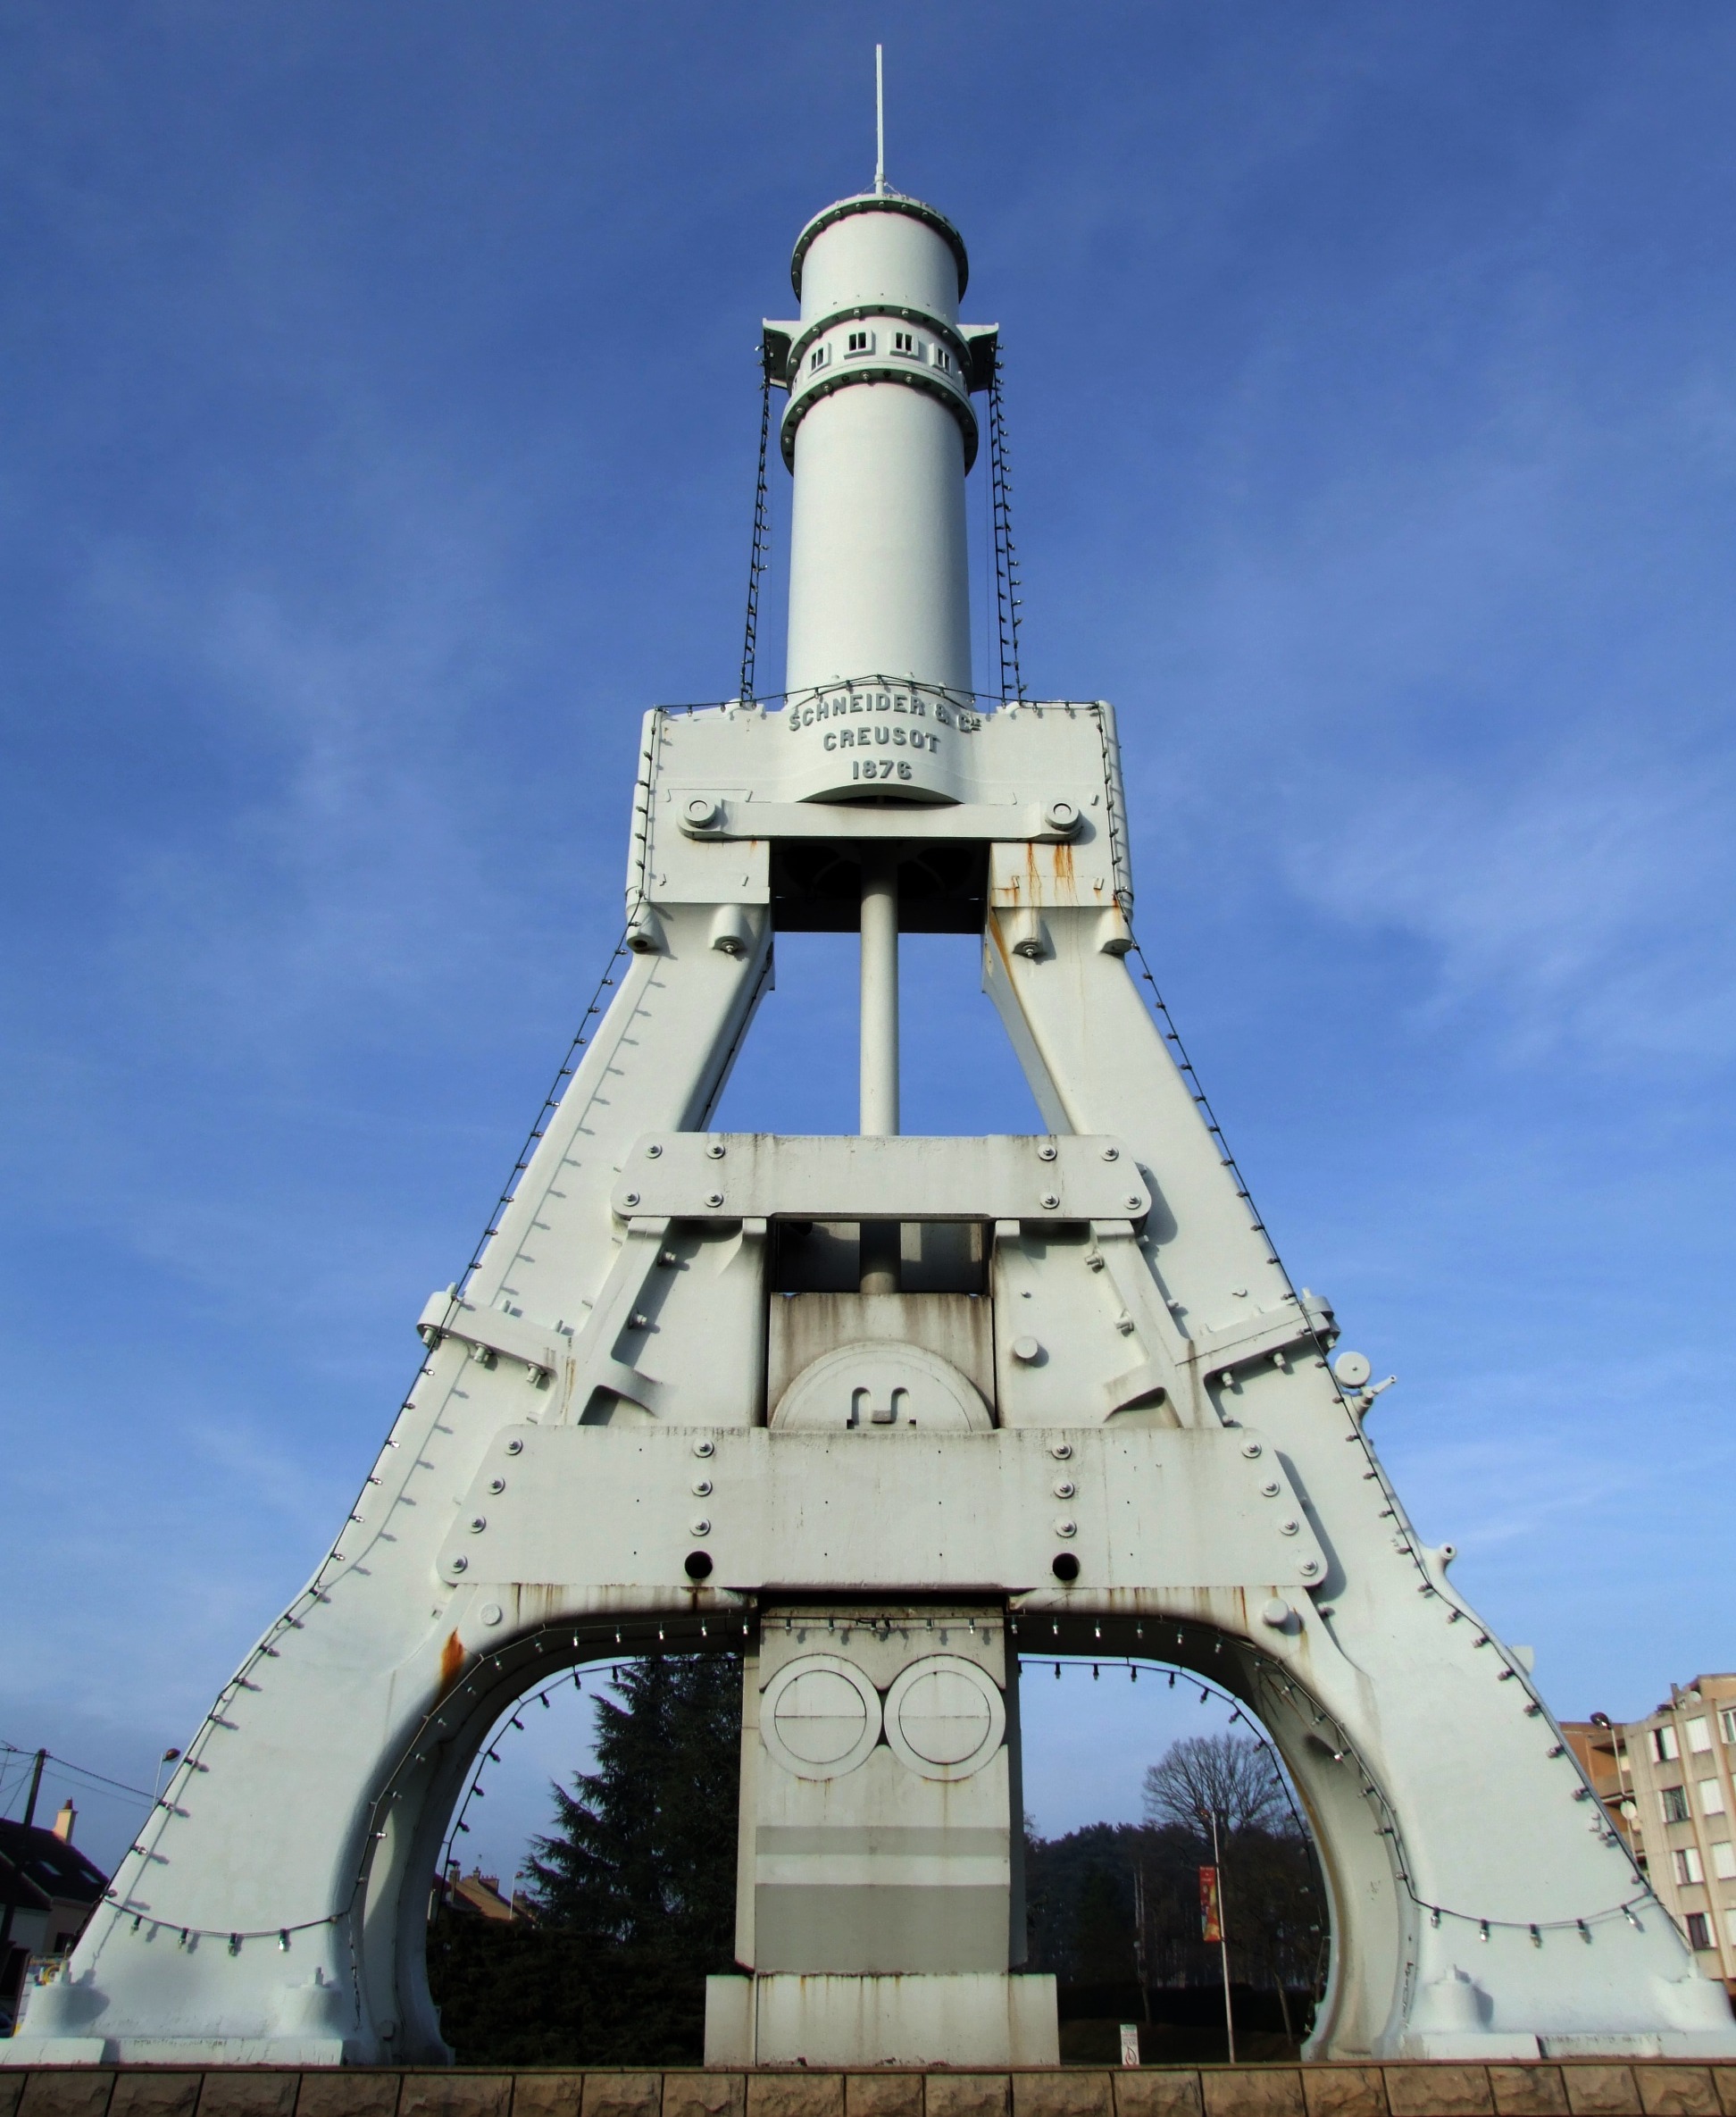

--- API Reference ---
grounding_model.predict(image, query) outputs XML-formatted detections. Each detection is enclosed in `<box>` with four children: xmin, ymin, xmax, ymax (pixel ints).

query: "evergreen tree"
<box><xmin>427</xmin><ymin>1653</ymin><xmax>743</xmax><ymax>2067</ymax></box>
<box><xmin>526</xmin><ymin>1653</ymin><xmax>740</xmax><ymax>1964</ymax></box>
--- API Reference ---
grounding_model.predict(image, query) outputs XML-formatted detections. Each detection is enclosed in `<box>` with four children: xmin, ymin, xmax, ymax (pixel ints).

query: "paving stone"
<box><xmin>925</xmin><ymin>2077</ymin><xmax>1011</xmax><ymax>2117</ymax></box>
<box><xmin>662</xmin><ymin>2079</ymin><xmax>743</xmax><ymax>2117</ymax></box>
<box><xmin>1115</xmin><ymin>2074</ymin><xmax>1206</xmax><ymax>2117</ymax></box>
<box><xmin>111</xmin><ymin>2078</ymin><xmax>202</xmax><ymax>2117</ymax></box>
<box><xmin>20</xmin><ymin>2075</ymin><xmax>118</xmax><ymax>2117</ymax></box>
<box><xmin>198</xmin><ymin>2075</ymin><xmax>300</xmax><ymax>2117</ymax></box>
<box><xmin>1489</xmin><ymin>2072</ymin><xmax>1568</xmax><ymax>2117</ymax></box>
<box><xmin>1634</xmin><ymin>2074</ymin><xmax>1720</xmax><ymax>2117</ymax></box>
<box><xmin>295</xmin><ymin>2073</ymin><xmax>401</xmax><ymax>2117</ymax></box>
<box><xmin>580</xmin><ymin>2080</ymin><xmax>660</xmax><ymax>2117</ymax></box>
<box><xmin>397</xmin><ymin>2079</ymin><xmax>512</xmax><ymax>2117</ymax></box>
<box><xmin>843</xmin><ymin>2079</ymin><xmax>921</xmax><ymax>2117</ymax></box>
<box><xmin>1711</xmin><ymin>2072</ymin><xmax>1736</xmax><ymax>2117</ymax></box>
<box><xmin>508</xmin><ymin>2084</ymin><xmax>582</xmax><ymax>2117</ymax></box>
<box><xmin>746</xmin><ymin>2078</ymin><xmax>845</xmax><ymax>2117</ymax></box>
<box><xmin>1301</xmin><ymin>2070</ymin><xmax>1386</xmax><ymax>2117</ymax></box>
<box><xmin>1561</xmin><ymin>2075</ymin><xmax>1640</xmax><ymax>2117</ymax></box>
<box><xmin>1384</xmin><ymin>2071</ymin><xmax>1493</xmax><ymax>2117</ymax></box>
<box><xmin>0</xmin><ymin>2076</ymin><xmax>24</xmax><ymax>2117</ymax></box>
<box><xmin>1199</xmin><ymin>2072</ymin><xmax>1305</xmax><ymax>2117</ymax></box>
<box><xmin>1014</xmin><ymin>2076</ymin><xmax>1113</xmax><ymax>2117</ymax></box>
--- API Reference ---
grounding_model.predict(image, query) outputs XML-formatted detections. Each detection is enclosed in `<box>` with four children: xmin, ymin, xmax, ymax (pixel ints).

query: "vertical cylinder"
<box><xmin>859</xmin><ymin>847</ymin><xmax>900</xmax><ymax>1294</ymax></box>
<box><xmin>782</xmin><ymin>199</ymin><xmax>975</xmax><ymax>699</ymax></box>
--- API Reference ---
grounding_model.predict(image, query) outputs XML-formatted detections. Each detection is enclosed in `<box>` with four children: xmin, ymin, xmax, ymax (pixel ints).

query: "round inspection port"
<box><xmin>1051</xmin><ymin>1552</ymin><xmax>1081</xmax><ymax>1583</ymax></box>
<box><xmin>684</xmin><ymin>1550</ymin><xmax>714</xmax><ymax>1581</ymax></box>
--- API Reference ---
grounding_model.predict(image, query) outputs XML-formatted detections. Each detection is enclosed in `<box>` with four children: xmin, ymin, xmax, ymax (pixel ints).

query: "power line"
<box><xmin>1</xmin><ymin>1741</ymin><xmax>153</xmax><ymax>1807</ymax></box>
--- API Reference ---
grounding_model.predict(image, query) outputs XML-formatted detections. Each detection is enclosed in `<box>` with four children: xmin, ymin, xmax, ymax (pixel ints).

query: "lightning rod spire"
<box><xmin>874</xmin><ymin>45</ymin><xmax>887</xmax><ymax>194</ymax></box>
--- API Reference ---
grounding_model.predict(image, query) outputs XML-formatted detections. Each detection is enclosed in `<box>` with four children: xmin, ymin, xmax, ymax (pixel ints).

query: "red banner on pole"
<box><xmin>1198</xmin><ymin>1864</ymin><xmax>1223</xmax><ymax>1944</ymax></box>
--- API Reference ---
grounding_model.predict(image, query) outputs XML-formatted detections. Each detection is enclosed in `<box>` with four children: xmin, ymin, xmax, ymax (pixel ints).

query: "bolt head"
<box><xmin>645</xmin><ymin>1142</ymin><xmax>663</xmax><ymax>1159</ymax></box>
<box><xmin>1040</xmin><ymin>1192</ymin><xmax>1060</xmax><ymax>1210</ymax></box>
<box><xmin>705</xmin><ymin>1190</ymin><xmax>724</xmax><ymax>1208</ymax></box>
<box><xmin>1037</xmin><ymin>1142</ymin><xmax>1057</xmax><ymax>1160</ymax></box>
<box><xmin>1054</xmin><ymin>1516</ymin><xmax>1077</xmax><ymax>1538</ymax></box>
<box><xmin>1012</xmin><ymin>1335</ymin><xmax>1042</xmax><ymax>1363</ymax></box>
<box><xmin>684</xmin><ymin>795</ymin><xmax>720</xmax><ymax>828</ymax></box>
<box><xmin>622</xmin><ymin>1190</ymin><xmax>640</xmax><ymax>1208</ymax></box>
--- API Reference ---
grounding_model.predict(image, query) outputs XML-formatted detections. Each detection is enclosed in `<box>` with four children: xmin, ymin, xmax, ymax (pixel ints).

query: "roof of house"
<box><xmin>0</xmin><ymin>1820</ymin><xmax>110</xmax><ymax>1913</ymax></box>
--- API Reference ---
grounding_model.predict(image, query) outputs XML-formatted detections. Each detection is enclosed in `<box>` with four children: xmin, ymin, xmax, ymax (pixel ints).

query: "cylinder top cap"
<box><xmin>791</xmin><ymin>192</ymin><xmax>969</xmax><ymax>301</ymax></box>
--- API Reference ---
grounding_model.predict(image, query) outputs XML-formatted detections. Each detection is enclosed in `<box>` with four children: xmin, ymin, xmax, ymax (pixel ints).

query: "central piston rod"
<box><xmin>859</xmin><ymin>847</ymin><xmax>900</xmax><ymax>1293</ymax></box>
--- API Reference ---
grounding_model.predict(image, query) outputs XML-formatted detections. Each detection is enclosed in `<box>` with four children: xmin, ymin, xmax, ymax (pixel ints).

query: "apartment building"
<box><xmin>1564</xmin><ymin>1672</ymin><xmax>1736</xmax><ymax>1997</ymax></box>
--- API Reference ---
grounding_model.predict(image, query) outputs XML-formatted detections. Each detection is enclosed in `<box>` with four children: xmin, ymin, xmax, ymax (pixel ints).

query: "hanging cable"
<box><xmin>988</xmin><ymin>346</ymin><xmax>1027</xmax><ymax>702</ymax></box>
<box><xmin>739</xmin><ymin>367</ymin><xmax>773</xmax><ymax>702</ymax></box>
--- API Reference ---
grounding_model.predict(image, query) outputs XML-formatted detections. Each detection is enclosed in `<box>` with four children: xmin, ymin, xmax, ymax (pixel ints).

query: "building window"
<box><xmin>846</xmin><ymin>330</ymin><xmax>872</xmax><ymax>356</ymax></box>
<box><xmin>1686</xmin><ymin>1911</ymin><xmax>1711</xmax><ymax>1950</ymax></box>
<box><xmin>1700</xmin><ymin>1778</ymin><xmax>1726</xmax><ymax>1818</ymax></box>
<box><xmin>1712</xmin><ymin>1840</ymin><xmax>1736</xmax><ymax>1880</ymax></box>
<box><xmin>1674</xmin><ymin>1845</ymin><xmax>1704</xmax><ymax>1886</ymax></box>
<box><xmin>1726</xmin><ymin>1908</ymin><xmax>1736</xmax><ymax>1947</ymax></box>
<box><xmin>808</xmin><ymin>346</ymin><xmax>830</xmax><ymax>374</ymax></box>
<box><xmin>1688</xmin><ymin>1716</ymin><xmax>1713</xmax><ymax>1754</ymax></box>
<box><xmin>1719</xmin><ymin>1708</ymin><xmax>1736</xmax><ymax>1746</ymax></box>
<box><xmin>891</xmin><ymin>330</ymin><xmax>916</xmax><ymax>356</ymax></box>
<box><xmin>1661</xmin><ymin>1786</ymin><xmax>1690</xmax><ymax>1823</ymax></box>
<box><xmin>933</xmin><ymin>347</ymin><xmax>952</xmax><ymax>372</ymax></box>
<box><xmin>1654</xmin><ymin>1725</ymin><xmax>1680</xmax><ymax>1762</ymax></box>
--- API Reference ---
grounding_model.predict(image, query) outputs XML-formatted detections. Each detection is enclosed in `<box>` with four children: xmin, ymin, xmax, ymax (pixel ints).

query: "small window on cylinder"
<box><xmin>809</xmin><ymin>345</ymin><xmax>829</xmax><ymax>373</ymax></box>
<box><xmin>847</xmin><ymin>330</ymin><xmax>872</xmax><ymax>356</ymax></box>
<box><xmin>892</xmin><ymin>330</ymin><xmax>915</xmax><ymax>356</ymax></box>
<box><xmin>933</xmin><ymin>348</ymin><xmax>952</xmax><ymax>372</ymax></box>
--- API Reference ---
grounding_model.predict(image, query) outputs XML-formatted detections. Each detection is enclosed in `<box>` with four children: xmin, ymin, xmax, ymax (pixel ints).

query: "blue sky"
<box><xmin>4</xmin><ymin>3</ymin><xmax>1734</xmax><ymax>1883</ymax></box>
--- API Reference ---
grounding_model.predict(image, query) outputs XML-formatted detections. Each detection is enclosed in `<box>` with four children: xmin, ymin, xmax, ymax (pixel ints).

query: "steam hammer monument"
<box><xmin>9</xmin><ymin>153</ymin><xmax>1734</xmax><ymax>2071</ymax></box>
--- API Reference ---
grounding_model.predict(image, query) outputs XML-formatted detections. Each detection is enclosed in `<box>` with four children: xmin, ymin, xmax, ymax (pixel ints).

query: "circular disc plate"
<box><xmin>760</xmin><ymin>1653</ymin><xmax>883</xmax><ymax>1780</ymax></box>
<box><xmin>882</xmin><ymin>1654</ymin><xmax>1006</xmax><ymax>1781</ymax></box>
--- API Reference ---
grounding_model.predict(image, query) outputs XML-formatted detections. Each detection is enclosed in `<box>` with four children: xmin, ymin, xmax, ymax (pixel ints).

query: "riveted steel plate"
<box><xmin>612</xmin><ymin>1133</ymin><xmax>1149</xmax><ymax>1222</ymax></box>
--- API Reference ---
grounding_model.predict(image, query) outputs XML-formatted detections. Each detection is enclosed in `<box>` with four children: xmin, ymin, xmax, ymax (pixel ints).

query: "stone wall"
<box><xmin>4</xmin><ymin>2065</ymin><xmax>1736</xmax><ymax>2117</ymax></box>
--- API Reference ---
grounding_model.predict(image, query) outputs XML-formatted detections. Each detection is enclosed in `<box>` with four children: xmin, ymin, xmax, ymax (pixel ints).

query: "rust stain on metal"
<box><xmin>437</xmin><ymin>1630</ymin><xmax>467</xmax><ymax>1700</ymax></box>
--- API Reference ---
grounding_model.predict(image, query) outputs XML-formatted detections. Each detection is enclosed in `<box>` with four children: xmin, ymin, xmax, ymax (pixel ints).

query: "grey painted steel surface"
<box><xmin>8</xmin><ymin>172</ymin><xmax>1734</xmax><ymax>2073</ymax></box>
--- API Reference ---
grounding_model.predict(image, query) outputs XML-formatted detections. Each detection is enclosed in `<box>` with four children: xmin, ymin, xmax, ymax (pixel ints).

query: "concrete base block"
<box><xmin>703</xmin><ymin>1971</ymin><xmax>1059</xmax><ymax>2067</ymax></box>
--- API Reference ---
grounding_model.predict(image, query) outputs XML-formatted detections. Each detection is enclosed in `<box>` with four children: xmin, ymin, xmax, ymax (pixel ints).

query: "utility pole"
<box><xmin>0</xmin><ymin>1747</ymin><xmax>49</xmax><ymax>1986</ymax></box>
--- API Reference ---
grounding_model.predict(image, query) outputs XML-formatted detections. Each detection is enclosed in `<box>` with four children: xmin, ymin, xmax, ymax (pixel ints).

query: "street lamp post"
<box><xmin>1199</xmin><ymin>1803</ymin><xmax>1235</xmax><ymax>2064</ymax></box>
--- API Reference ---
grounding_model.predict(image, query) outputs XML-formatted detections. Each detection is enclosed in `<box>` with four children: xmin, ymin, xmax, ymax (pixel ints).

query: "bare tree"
<box><xmin>1142</xmin><ymin>1733</ymin><xmax>1291</xmax><ymax>1838</ymax></box>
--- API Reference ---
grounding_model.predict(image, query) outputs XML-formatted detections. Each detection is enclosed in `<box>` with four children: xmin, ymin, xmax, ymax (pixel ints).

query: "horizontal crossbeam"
<box><xmin>612</xmin><ymin>1133</ymin><xmax>1149</xmax><ymax>1223</ymax></box>
<box><xmin>676</xmin><ymin>797</ymin><xmax>1086</xmax><ymax>842</ymax></box>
